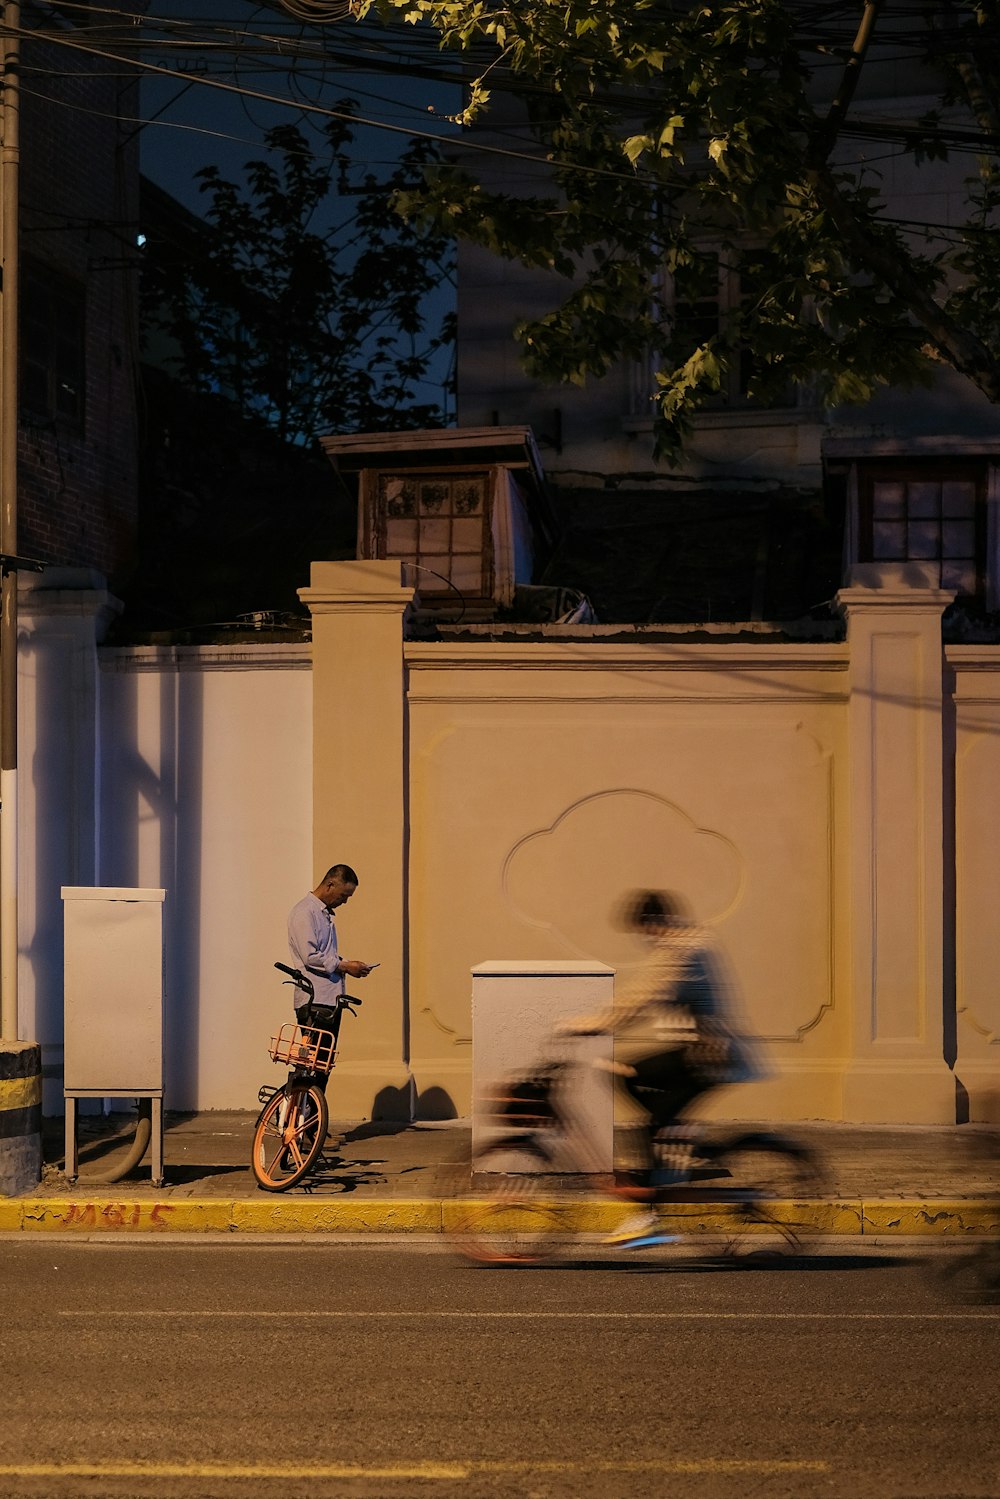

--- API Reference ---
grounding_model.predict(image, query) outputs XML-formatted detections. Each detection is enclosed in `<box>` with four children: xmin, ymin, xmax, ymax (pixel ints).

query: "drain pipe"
<box><xmin>84</xmin><ymin>1099</ymin><xmax>152</xmax><ymax>1184</ymax></box>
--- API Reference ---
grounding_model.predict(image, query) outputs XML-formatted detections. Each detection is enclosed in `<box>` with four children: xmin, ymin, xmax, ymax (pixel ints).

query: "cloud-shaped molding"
<box><xmin>502</xmin><ymin>789</ymin><xmax>744</xmax><ymax>967</ymax></box>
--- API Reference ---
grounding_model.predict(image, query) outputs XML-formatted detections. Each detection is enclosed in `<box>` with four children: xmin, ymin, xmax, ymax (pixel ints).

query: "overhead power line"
<box><xmin>269</xmin><ymin>0</ymin><xmax>354</xmax><ymax>17</ymax></box>
<box><xmin>4</xmin><ymin>19</ymin><xmax>659</xmax><ymax>182</ymax></box>
<box><xmin>10</xmin><ymin>4</ymin><xmax>1000</xmax><ymax>205</ymax></box>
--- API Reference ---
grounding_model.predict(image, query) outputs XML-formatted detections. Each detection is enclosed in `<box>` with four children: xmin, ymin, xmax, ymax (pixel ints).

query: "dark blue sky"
<box><xmin>138</xmin><ymin>3</ymin><xmax>460</xmax><ymax>213</ymax></box>
<box><xmin>135</xmin><ymin>2</ymin><xmax>461</xmax><ymax>417</ymax></box>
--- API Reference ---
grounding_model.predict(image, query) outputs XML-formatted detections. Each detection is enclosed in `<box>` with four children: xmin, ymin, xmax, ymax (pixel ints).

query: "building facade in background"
<box><xmin>18</xmin><ymin>3</ymin><xmax>142</xmax><ymax>590</ymax></box>
<box><xmin>451</xmin><ymin>50</ymin><xmax>1000</xmax><ymax>630</ymax></box>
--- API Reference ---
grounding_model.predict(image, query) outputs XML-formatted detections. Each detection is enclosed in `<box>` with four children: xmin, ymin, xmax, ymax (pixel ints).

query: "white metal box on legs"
<box><xmin>61</xmin><ymin>887</ymin><xmax>166</xmax><ymax>1184</ymax></box>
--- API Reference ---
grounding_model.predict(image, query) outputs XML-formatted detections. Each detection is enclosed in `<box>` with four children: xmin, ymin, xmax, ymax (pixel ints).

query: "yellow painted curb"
<box><xmin>230</xmin><ymin>1198</ymin><xmax>442</xmax><ymax>1234</ymax></box>
<box><xmin>18</xmin><ymin>1199</ymin><xmax>232</xmax><ymax>1233</ymax></box>
<box><xmin>661</xmin><ymin>1201</ymin><xmax>864</xmax><ymax>1235</ymax></box>
<box><xmin>4</xmin><ymin>1196</ymin><xmax>998</xmax><ymax>1235</ymax></box>
<box><xmin>0</xmin><ymin>1199</ymin><xmax>22</xmax><ymax>1229</ymax></box>
<box><xmin>861</xmin><ymin>1200</ymin><xmax>1000</xmax><ymax>1236</ymax></box>
<box><xmin>442</xmin><ymin>1198</ymin><xmax>867</xmax><ymax>1237</ymax></box>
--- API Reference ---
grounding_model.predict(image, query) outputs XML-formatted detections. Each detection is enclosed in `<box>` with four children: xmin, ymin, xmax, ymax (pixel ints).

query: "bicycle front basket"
<box><xmin>268</xmin><ymin>1022</ymin><xmax>337</xmax><ymax>1074</ymax></box>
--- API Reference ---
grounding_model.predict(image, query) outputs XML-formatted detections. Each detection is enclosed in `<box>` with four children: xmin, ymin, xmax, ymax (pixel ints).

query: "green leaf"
<box><xmin>624</xmin><ymin>134</ymin><xmax>651</xmax><ymax>165</ymax></box>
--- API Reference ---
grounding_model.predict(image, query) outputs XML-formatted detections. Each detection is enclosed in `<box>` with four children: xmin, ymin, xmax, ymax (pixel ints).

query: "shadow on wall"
<box><xmin>372</xmin><ymin>1083</ymin><xmax>457</xmax><ymax>1122</ymax></box>
<box><xmin>97</xmin><ymin>659</ymin><xmax>204</xmax><ymax>1110</ymax></box>
<box><xmin>25</xmin><ymin>628</ymin><xmax>82</xmax><ymax>1102</ymax></box>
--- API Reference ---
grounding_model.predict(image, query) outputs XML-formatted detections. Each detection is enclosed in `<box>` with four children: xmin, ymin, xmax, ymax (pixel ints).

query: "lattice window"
<box><xmin>377</xmin><ymin>470</ymin><xmax>490</xmax><ymax>597</ymax></box>
<box><xmin>858</xmin><ymin>462</ymin><xmax>985</xmax><ymax>598</ymax></box>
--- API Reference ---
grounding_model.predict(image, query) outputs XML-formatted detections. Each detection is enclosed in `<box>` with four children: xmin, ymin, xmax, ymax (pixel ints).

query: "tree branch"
<box><xmin>809</xmin><ymin>0</ymin><xmax>883</xmax><ymax>168</ymax></box>
<box><xmin>813</xmin><ymin>167</ymin><xmax>1000</xmax><ymax>400</ymax></box>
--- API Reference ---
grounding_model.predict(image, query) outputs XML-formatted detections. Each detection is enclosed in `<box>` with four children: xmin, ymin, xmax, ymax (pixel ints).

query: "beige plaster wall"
<box><xmin>96</xmin><ymin>645</ymin><xmax>313</xmax><ymax>1111</ymax></box>
<box><xmin>32</xmin><ymin>568</ymin><xmax>1000</xmax><ymax>1121</ymax></box>
<box><xmin>301</xmin><ymin>562</ymin><xmax>1000</xmax><ymax>1124</ymax></box>
<box><xmin>951</xmin><ymin>648</ymin><xmax>1000</xmax><ymax>1122</ymax></box>
<box><xmin>405</xmin><ymin>642</ymin><xmax>852</xmax><ymax>1120</ymax></box>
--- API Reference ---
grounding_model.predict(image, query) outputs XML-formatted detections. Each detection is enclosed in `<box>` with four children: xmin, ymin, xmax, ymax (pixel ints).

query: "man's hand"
<box><xmin>554</xmin><ymin>1017</ymin><xmax>602</xmax><ymax>1037</ymax></box>
<box><xmin>341</xmin><ymin>959</ymin><xmax>375</xmax><ymax>979</ymax></box>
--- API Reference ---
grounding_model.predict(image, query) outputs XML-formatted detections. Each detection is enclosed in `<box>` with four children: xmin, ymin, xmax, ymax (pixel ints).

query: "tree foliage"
<box><xmin>352</xmin><ymin>0</ymin><xmax>1000</xmax><ymax>456</ymax></box>
<box><xmin>141</xmin><ymin>112</ymin><xmax>455</xmax><ymax>444</ymax></box>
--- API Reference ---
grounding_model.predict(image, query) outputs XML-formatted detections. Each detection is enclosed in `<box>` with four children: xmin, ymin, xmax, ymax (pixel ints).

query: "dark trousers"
<box><xmin>624</xmin><ymin>1047</ymin><xmax>708</xmax><ymax>1126</ymax></box>
<box><xmin>292</xmin><ymin>1004</ymin><xmax>343</xmax><ymax>1095</ymax></box>
<box><xmin>621</xmin><ymin>1049</ymin><xmax>711</xmax><ymax>1184</ymax></box>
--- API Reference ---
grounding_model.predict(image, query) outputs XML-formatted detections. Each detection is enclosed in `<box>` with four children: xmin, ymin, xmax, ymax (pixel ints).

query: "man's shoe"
<box><xmin>603</xmin><ymin>1210</ymin><xmax>677</xmax><ymax>1249</ymax></box>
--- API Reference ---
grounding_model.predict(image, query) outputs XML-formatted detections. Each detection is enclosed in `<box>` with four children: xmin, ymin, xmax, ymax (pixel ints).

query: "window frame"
<box><xmin>629</xmin><ymin>242</ymin><xmax>809</xmax><ymax>422</ymax></box>
<box><xmin>360</xmin><ymin>464</ymin><xmax>496</xmax><ymax>604</ymax></box>
<box><xmin>659</xmin><ymin>245</ymin><xmax>802</xmax><ymax>414</ymax></box>
<box><xmin>20</xmin><ymin>258</ymin><xmax>87</xmax><ymax>430</ymax></box>
<box><xmin>856</xmin><ymin>459</ymin><xmax>987</xmax><ymax>601</ymax></box>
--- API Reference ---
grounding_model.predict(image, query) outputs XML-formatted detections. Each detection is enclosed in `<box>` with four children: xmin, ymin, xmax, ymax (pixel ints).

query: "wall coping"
<box><xmin>945</xmin><ymin>646</ymin><xmax>1000</xmax><ymax>665</ymax></box>
<box><xmin>405</xmin><ymin>640</ymin><xmax>849</xmax><ymax>671</ymax></box>
<box><xmin>98</xmin><ymin>643</ymin><xmax>311</xmax><ymax>673</ymax></box>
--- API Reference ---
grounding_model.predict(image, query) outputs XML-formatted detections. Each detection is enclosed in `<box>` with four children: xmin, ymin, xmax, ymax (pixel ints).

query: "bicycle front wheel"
<box><xmin>447</xmin><ymin>1141</ymin><xmax>569</xmax><ymax>1265</ymax></box>
<box><xmin>251</xmin><ymin>1081</ymin><xmax>329</xmax><ymax>1191</ymax></box>
<box><xmin>710</xmin><ymin>1132</ymin><xmax>828</xmax><ymax>1257</ymax></box>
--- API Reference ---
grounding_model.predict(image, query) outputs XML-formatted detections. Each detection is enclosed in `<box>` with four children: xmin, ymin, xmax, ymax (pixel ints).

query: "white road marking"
<box><xmin>58</xmin><ymin>1309</ymin><xmax>997</xmax><ymax>1320</ymax></box>
<box><xmin>0</xmin><ymin>1458</ymin><xmax>831</xmax><ymax>1479</ymax></box>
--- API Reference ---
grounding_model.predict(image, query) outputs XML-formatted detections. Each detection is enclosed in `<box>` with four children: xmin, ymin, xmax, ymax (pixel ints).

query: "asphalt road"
<box><xmin>0</xmin><ymin>1238</ymin><xmax>997</xmax><ymax>1499</ymax></box>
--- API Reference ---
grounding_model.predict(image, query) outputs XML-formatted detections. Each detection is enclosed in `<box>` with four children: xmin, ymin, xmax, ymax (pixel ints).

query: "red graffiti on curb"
<box><xmin>63</xmin><ymin>1202</ymin><xmax>175</xmax><ymax>1228</ymax></box>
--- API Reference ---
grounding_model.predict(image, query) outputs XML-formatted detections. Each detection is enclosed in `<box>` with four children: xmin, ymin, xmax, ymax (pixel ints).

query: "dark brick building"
<box><xmin>16</xmin><ymin>3</ymin><xmax>141</xmax><ymax>589</ymax></box>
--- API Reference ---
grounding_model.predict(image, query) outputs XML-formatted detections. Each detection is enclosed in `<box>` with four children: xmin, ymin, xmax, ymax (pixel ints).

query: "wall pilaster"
<box><xmin>299</xmin><ymin>561</ymin><xmax>414</xmax><ymax>1119</ymax></box>
<box><xmin>17</xmin><ymin>569</ymin><xmax>122</xmax><ymax>1106</ymax></box>
<box><xmin>836</xmin><ymin>562</ymin><xmax>957</xmax><ymax>1121</ymax></box>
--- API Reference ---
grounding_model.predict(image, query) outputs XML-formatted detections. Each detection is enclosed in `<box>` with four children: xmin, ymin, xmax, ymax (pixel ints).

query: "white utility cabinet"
<box><xmin>471</xmin><ymin>960</ymin><xmax>615</xmax><ymax>1171</ymax></box>
<box><xmin>61</xmin><ymin>886</ymin><xmax>166</xmax><ymax>1183</ymax></box>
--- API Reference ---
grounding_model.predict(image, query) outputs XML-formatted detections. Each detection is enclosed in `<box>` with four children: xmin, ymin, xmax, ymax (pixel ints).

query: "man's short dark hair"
<box><xmin>322</xmin><ymin>863</ymin><xmax>358</xmax><ymax>886</ymax></box>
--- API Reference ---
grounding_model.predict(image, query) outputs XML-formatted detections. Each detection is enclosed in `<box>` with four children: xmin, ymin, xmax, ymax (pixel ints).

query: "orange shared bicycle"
<box><xmin>250</xmin><ymin>962</ymin><xmax>362</xmax><ymax>1192</ymax></box>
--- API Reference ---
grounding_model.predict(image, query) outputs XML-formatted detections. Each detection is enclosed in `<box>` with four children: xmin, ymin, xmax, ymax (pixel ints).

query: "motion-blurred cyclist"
<box><xmin>562</xmin><ymin>889</ymin><xmax>755</xmax><ymax>1248</ymax></box>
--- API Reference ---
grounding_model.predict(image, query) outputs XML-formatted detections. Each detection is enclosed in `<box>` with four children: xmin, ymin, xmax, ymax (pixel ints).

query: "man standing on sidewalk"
<box><xmin>287</xmin><ymin>864</ymin><xmax>375</xmax><ymax>1024</ymax></box>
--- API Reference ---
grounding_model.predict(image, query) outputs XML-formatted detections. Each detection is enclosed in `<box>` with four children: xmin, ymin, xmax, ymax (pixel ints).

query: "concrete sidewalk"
<box><xmin>0</xmin><ymin>1111</ymin><xmax>997</xmax><ymax>1236</ymax></box>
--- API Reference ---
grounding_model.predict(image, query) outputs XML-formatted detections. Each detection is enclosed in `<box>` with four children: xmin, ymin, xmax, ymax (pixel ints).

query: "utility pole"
<box><xmin>0</xmin><ymin>1</ymin><xmax>20</xmax><ymax>1042</ymax></box>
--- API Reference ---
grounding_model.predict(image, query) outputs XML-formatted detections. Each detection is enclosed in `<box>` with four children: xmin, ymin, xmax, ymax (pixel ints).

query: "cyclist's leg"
<box><xmin>622</xmin><ymin>1049</ymin><xmax>710</xmax><ymax>1188</ymax></box>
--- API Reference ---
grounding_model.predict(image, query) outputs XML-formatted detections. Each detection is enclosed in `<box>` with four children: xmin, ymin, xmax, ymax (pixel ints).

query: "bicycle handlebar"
<box><xmin>274</xmin><ymin>961</ymin><xmax>363</xmax><ymax>1010</ymax></box>
<box><xmin>274</xmin><ymin>961</ymin><xmax>314</xmax><ymax>999</ymax></box>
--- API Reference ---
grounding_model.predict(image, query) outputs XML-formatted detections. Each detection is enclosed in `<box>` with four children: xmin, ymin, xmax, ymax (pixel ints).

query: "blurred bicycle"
<box><xmin>448</xmin><ymin>1046</ymin><xmax>827</xmax><ymax>1264</ymax></box>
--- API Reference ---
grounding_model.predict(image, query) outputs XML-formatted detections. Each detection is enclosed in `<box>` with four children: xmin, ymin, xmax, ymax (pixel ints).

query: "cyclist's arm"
<box><xmin>561</xmin><ymin>944</ymin><xmax>687</xmax><ymax>1036</ymax></box>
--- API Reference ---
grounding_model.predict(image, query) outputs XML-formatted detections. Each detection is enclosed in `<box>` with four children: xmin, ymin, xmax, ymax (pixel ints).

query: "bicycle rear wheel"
<box><xmin>448</xmin><ymin>1141</ymin><xmax>569</xmax><ymax>1265</ymax></box>
<box><xmin>251</xmin><ymin>1080</ymin><xmax>329</xmax><ymax>1191</ymax></box>
<box><xmin>709</xmin><ymin>1132</ymin><xmax>827</xmax><ymax>1257</ymax></box>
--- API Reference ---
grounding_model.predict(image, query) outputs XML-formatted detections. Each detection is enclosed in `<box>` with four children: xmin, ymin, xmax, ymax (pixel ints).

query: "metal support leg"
<box><xmin>151</xmin><ymin>1095</ymin><xmax>164</xmax><ymax>1187</ymax></box>
<box><xmin>64</xmin><ymin>1095</ymin><xmax>77</xmax><ymax>1183</ymax></box>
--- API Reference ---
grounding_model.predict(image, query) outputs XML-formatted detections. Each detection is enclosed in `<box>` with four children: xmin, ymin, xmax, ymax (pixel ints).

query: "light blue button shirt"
<box><xmin>287</xmin><ymin>891</ymin><xmax>345</xmax><ymax>1008</ymax></box>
